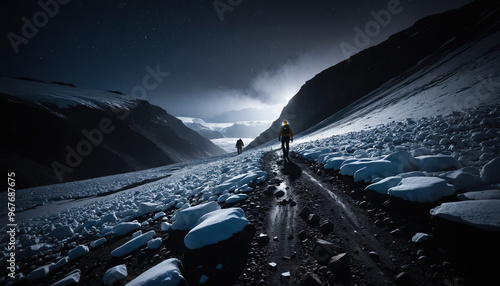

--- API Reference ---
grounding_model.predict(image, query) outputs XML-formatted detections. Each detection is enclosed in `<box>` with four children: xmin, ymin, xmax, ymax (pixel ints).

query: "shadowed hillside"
<box><xmin>248</xmin><ymin>0</ymin><xmax>499</xmax><ymax>148</ymax></box>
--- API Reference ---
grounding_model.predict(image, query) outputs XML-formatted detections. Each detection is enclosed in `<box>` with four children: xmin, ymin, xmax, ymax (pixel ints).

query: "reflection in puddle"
<box><xmin>268</xmin><ymin>180</ymin><xmax>289</xmax><ymax>231</ymax></box>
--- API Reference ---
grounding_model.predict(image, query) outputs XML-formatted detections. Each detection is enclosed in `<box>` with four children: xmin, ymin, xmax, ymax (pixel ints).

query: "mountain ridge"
<box><xmin>0</xmin><ymin>77</ymin><xmax>226</xmax><ymax>189</ymax></box>
<box><xmin>247</xmin><ymin>0</ymin><xmax>499</xmax><ymax>149</ymax></box>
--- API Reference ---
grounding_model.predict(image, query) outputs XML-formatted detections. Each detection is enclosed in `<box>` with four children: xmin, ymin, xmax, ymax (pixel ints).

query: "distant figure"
<box><xmin>236</xmin><ymin>138</ymin><xmax>244</xmax><ymax>154</ymax></box>
<box><xmin>278</xmin><ymin>120</ymin><xmax>294</xmax><ymax>161</ymax></box>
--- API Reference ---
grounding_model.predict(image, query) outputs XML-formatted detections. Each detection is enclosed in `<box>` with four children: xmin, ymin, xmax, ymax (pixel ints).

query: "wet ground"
<box><xmin>240</xmin><ymin>151</ymin><xmax>500</xmax><ymax>286</ymax></box>
<box><xmin>237</xmin><ymin>151</ymin><xmax>427</xmax><ymax>285</ymax></box>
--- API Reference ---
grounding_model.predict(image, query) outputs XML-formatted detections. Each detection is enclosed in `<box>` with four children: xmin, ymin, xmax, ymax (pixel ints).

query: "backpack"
<box><xmin>281</xmin><ymin>125</ymin><xmax>290</xmax><ymax>136</ymax></box>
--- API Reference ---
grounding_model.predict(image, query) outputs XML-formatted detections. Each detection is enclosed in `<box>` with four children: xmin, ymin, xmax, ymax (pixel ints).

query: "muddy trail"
<box><xmin>14</xmin><ymin>151</ymin><xmax>498</xmax><ymax>286</ymax></box>
<box><xmin>237</xmin><ymin>151</ymin><xmax>498</xmax><ymax>286</ymax></box>
<box><xmin>236</xmin><ymin>151</ymin><xmax>433</xmax><ymax>285</ymax></box>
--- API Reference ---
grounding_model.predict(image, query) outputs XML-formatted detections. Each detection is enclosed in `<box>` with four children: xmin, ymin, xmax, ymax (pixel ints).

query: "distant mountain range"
<box><xmin>0</xmin><ymin>77</ymin><xmax>226</xmax><ymax>188</ymax></box>
<box><xmin>247</xmin><ymin>0</ymin><xmax>500</xmax><ymax>149</ymax></box>
<box><xmin>179</xmin><ymin>117</ymin><xmax>271</xmax><ymax>139</ymax></box>
<box><xmin>203</xmin><ymin>107</ymin><xmax>280</xmax><ymax>123</ymax></box>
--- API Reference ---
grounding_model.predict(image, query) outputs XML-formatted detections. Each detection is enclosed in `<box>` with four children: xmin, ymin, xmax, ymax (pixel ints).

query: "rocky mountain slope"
<box><xmin>0</xmin><ymin>77</ymin><xmax>226</xmax><ymax>188</ymax></box>
<box><xmin>248</xmin><ymin>0</ymin><xmax>500</xmax><ymax>148</ymax></box>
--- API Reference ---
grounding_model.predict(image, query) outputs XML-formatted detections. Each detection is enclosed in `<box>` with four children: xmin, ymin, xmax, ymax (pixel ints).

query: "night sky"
<box><xmin>0</xmin><ymin>0</ymin><xmax>471</xmax><ymax>118</ymax></box>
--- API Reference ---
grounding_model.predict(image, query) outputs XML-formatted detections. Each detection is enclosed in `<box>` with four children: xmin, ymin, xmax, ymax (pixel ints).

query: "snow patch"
<box><xmin>68</xmin><ymin>245</ymin><xmax>89</xmax><ymax>261</ymax></box>
<box><xmin>113</xmin><ymin>221</ymin><xmax>141</xmax><ymax>236</ymax></box>
<box><xmin>171</xmin><ymin>201</ymin><xmax>221</xmax><ymax>231</ymax></box>
<box><xmin>103</xmin><ymin>264</ymin><xmax>128</xmax><ymax>285</ymax></box>
<box><xmin>51</xmin><ymin>270</ymin><xmax>81</xmax><ymax>286</ymax></box>
<box><xmin>481</xmin><ymin>157</ymin><xmax>500</xmax><ymax>184</ymax></box>
<box><xmin>388</xmin><ymin>177</ymin><xmax>455</xmax><ymax>203</ymax></box>
<box><xmin>430</xmin><ymin>200</ymin><xmax>500</xmax><ymax>231</ymax></box>
<box><xmin>125</xmin><ymin>258</ymin><xmax>185</xmax><ymax>286</ymax></box>
<box><xmin>111</xmin><ymin>230</ymin><xmax>155</xmax><ymax>257</ymax></box>
<box><xmin>457</xmin><ymin>190</ymin><xmax>500</xmax><ymax>200</ymax></box>
<box><xmin>184</xmin><ymin>208</ymin><xmax>249</xmax><ymax>250</ymax></box>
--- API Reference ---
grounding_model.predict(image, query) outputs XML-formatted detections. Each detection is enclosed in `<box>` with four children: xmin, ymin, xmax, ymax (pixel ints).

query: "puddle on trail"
<box><xmin>268</xmin><ymin>179</ymin><xmax>290</xmax><ymax>231</ymax></box>
<box><xmin>267</xmin><ymin>157</ymin><xmax>299</xmax><ymax>246</ymax></box>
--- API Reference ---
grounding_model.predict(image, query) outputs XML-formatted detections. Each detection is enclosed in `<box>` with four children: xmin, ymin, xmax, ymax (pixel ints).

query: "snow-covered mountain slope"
<box><xmin>292</xmin><ymin>105</ymin><xmax>499</xmax><ymax>205</ymax></box>
<box><xmin>248</xmin><ymin>0</ymin><xmax>500</xmax><ymax>232</ymax></box>
<box><xmin>248</xmin><ymin>0</ymin><xmax>500</xmax><ymax>149</ymax></box>
<box><xmin>298</xmin><ymin>17</ymin><xmax>500</xmax><ymax>139</ymax></box>
<box><xmin>257</xmin><ymin>0</ymin><xmax>500</xmax><ymax>220</ymax></box>
<box><xmin>0</xmin><ymin>77</ymin><xmax>226</xmax><ymax>188</ymax></box>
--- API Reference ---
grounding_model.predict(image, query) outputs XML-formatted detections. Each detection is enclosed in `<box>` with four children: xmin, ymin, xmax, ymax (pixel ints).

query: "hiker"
<box><xmin>236</xmin><ymin>138</ymin><xmax>244</xmax><ymax>154</ymax></box>
<box><xmin>278</xmin><ymin>120</ymin><xmax>294</xmax><ymax>160</ymax></box>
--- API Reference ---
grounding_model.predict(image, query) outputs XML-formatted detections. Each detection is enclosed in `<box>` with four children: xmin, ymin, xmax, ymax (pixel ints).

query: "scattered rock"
<box><xmin>50</xmin><ymin>225</ymin><xmax>74</xmax><ymax>240</ymax></box>
<box><xmin>264</xmin><ymin>186</ymin><xmax>276</xmax><ymax>195</ymax></box>
<box><xmin>411</xmin><ymin>232</ymin><xmax>432</xmax><ymax>243</ymax></box>
<box><xmin>274</xmin><ymin>190</ymin><xmax>286</xmax><ymax>198</ymax></box>
<box><xmin>51</xmin><ymin>270</ymin><xmax>81</xmax><ymax>286</ymax></box>
<box><xmin>278</xmin><ymin>198</ymin><xmax>296</xmax><ymax>206</ymax></box>
<box><xmin>257</xmin><ymin>233</ymin><xmax>270</xmax><ymax>246</ymax></box>
<box><xmin>301</xmin><ymin>272</ymin><xmax>323</xmax><ymax>286</ymax></box>
<box><xmin>268</xmin><ymin>262</ymin><xmax>278</xmax><ymax>272</ymax></box>
<box><xmin>27</xmin><ymin>264</ymin><xmax>53</xmax><ymax>282</ymax></box>
<box><xmin>369</xmin><ymin>251</ymin><xmax>380</xmax><ymax>262</ymax></box>
<box><xmin>471</xmin><ymin>131</ymin><xmax>489</xmax><ymax>141</ymax></box>
<box><xmin>161</xmin><ymin>222</ymin><xmax>172</xmax><ymax>232</ymax></box>
<box><xmin>319</xmin><ymin>220</ymin><xmax>334</xmax><ymax>234</ymax></box>
<box><xmin>278</xmin><ymin>199</ymin><xmax>289</xmax><ymax>206</ymax></box>
<box><xmin>103</xmin><ymin>264</ymin><xmax>128</xmax><ymax>285</ymax></box>
<box><xmin>314</xmin><ymin>239</ymin><xmax>336</xmax><ymax>264</ymax></box>
<box><xmin>298</xmin><ymin>230</ymin><xmax>308</xmax><ymax>240</ymax></box>
<box><xmin>281</xmin><ymin>271</ymin><xmax>291</xmax><ymax>283</ymax></box>
<box><xmin>481</xmin><ymin>157</ymin><xmax>500</xmax><ymax>184</ymax></box>
<box><xmin>390</xmin><ymin>228</ymin><xmax>403</xmax><ymax>237</ymax></box>
<box><xmin>307</xmin><ymin>214</ymin><xmax>320</xmax><ymax>225</ymax></box>
<box><xmin>418</xmin><ymin>255</ymin><xmax>431</xmax><ymax>263</ymax></box>
<box><xmin>358</xmin><ymin>200</ymin><xmax>369</xmax><ymax>208</ymax></box>
<box><xmin>299</xmin><ymin>206</ymin><xmax>312</xmax><ymax>219</ymax></box>
<box><xmin>328</xmin><ymin>253</ymin><xmax>348</xmax><ymax>273</ymax></box>
<box><xmin>270</xmin><ymin>178</ymin><xmax>282</xmax><ymax>185</ymax></box>
<box><xmin>394</xmin><ymin>271</ymin><xmax>413</xmax><ymax>286</ymax></box>
<box><xmin>68</xmin><ymin>245</ymin><xmax>89</xmax><ymax>261</ymax></box>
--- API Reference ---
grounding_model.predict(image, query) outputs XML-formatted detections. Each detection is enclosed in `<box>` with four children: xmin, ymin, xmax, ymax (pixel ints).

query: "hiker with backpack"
<box><xmin>236</xmin><ymin>138</ymin><xmax>244</xmax><ymax>154</ymax></box>
<box><xmin>278</xmin><ymin>120</ymin><xmax>294</xmax><ymax>161</ymax></box>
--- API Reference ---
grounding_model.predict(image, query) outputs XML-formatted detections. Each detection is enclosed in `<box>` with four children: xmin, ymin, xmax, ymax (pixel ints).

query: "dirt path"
<box><xmin>237</xmin><ymin>151</ymin><xmax>446</xmax><ymax>285</ymax></box>
<box><xmin>259</xmin><ymin>151</ymin><xmax>397</xmax><ymax>285</ymax></box>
